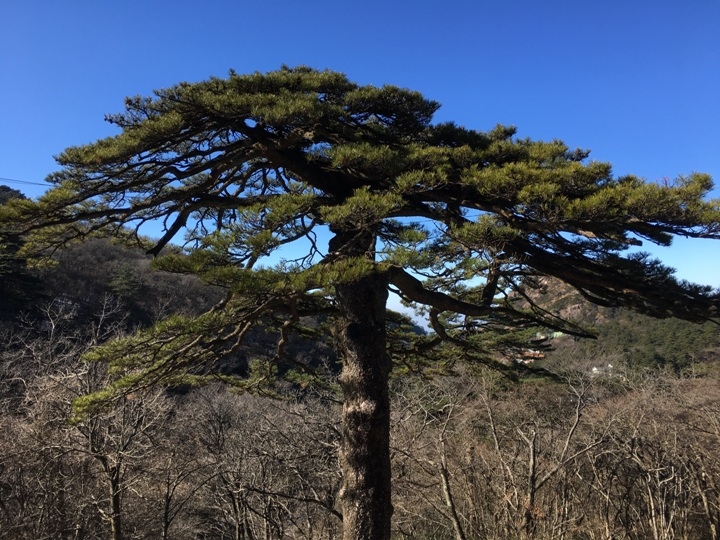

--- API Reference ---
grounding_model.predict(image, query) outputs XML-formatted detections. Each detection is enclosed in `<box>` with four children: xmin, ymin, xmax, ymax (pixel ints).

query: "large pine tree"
<box><xmin>4</xmin><ymin>67</ymin><xmax>719</xmax><ymax>540</ymax></box>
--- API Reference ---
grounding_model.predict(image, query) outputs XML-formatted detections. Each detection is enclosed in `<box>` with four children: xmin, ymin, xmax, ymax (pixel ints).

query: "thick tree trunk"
<box><xmin>334</xmin><ymin>264</ymin><xmax>393</xmax><ymax>540</ymax></box>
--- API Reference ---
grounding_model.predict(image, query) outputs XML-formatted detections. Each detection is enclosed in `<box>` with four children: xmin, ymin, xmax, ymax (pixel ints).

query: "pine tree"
<box><xmin>4</xmin><ymin>67</ymin><xmax>719</xmax><ymax>540</ymax></box>
<box><xmin>0</xmin><ymin>185</ymin><xmax>40</xmax><ymax>314</ymax></box>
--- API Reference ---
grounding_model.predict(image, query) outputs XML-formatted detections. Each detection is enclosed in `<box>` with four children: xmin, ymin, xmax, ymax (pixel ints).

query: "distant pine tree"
<box><xmin>0</xmin><ymin>185</ymin><xmax>40</xmax><ymax>316</ymax></box>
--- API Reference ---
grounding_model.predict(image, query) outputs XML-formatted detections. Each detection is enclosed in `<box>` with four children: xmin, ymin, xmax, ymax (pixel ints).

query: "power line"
<box><xmin>0</xmin><ymin>177</ymin><xmax>48</xmax><ymax>187</ymax></box>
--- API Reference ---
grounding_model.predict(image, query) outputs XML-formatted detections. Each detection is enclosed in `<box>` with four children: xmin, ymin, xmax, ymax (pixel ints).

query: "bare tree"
<box><xmin>189</xmin><ymin>386</ymin><xmax>342</xmax><ymax>540</ymax></box>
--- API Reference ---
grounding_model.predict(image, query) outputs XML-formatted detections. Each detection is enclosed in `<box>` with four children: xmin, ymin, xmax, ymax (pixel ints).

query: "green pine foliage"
<box><xmin>3</xmin><ymin>62</ymin><xmax>716</xmax><ymax>386</ymax></box>
<box><xmin>4</xmin><ymin>67</ymin><xmax>719</xmax><ymax>539</ymax></box>
<box><xmin>2</xmin><ymin>65</ymin><xmax>717</xmax><ymax>393</ymax></box>
<box><xmin>0</xmin><ymin>186</ymin><xmax>42</xmax><ymax>314</ymax></box>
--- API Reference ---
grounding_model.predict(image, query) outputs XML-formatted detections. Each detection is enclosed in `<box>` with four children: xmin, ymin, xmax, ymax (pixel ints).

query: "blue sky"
<box><xmin>1</xmin><ymin>0</ymin><xmax>718</xmax><ymax>287</ymax></box>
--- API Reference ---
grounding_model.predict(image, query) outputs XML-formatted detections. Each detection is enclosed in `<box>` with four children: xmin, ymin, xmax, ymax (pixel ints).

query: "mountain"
<box><xmin>520</xmin><ymin>277</ymin><xmax>720</xmax><ymax>371</ymax></box>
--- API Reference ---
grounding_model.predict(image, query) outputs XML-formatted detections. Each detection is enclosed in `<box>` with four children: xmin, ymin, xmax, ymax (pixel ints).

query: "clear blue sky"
<box><xmin>1</xmin><ymin>0</ymin><xmax>718</xmax><ymax>286</ymax></box>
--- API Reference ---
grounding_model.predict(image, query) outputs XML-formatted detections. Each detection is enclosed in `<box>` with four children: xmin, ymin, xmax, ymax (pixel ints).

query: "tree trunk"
<box><xmin>95</xmin><ymin>453</ymin><xmax>123</xmax><ymax>540</ymax></box>
<box><xmin>108</xmin><ymin>465</ymin><xmax>123</xmax><ymax>540</ymax></box>
<box><xmin>334</xmin><ymin>251</ymin><xmax>393</xmax><ymax>540</ymax></box>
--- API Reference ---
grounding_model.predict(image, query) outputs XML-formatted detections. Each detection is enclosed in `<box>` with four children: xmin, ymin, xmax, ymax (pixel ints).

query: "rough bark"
<box><xmin>333</xmin><ymin>232</ymin><xmax>393</xmax><ymax>540</ymax></box>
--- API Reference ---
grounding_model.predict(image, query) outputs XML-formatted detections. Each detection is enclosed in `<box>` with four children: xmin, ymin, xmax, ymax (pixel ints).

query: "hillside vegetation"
<box><xmin>521</xmin><ymin>277</ymin><xmax>720</xmax><ymax>372</ymax></box>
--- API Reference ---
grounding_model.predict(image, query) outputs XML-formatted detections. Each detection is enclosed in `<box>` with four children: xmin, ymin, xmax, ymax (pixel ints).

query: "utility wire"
<box><xmin>0</xmin><ymin>177</ymin><xmax>47</xmax><ymax>187</ymax></box>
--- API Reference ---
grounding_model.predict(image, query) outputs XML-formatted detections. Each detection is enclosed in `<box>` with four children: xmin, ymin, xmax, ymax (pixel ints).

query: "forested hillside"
<box><xmin>519</xmin><ymin>277</ymin><xmax>720</xmax><ymax>372</ymax></box>
<box><xmin>1</xmin><ymin>189</ymin><xmax>720</xmax><ymax>539</ymax></box>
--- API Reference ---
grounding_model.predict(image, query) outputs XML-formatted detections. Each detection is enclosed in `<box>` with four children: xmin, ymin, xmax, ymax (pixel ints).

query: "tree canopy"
<box><xmin>3</xmin><ymin>66</ymin><xmax>719</xmax><ymax>540</ymax></box>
